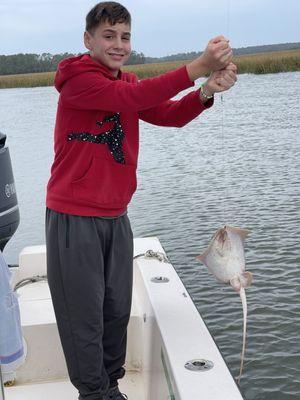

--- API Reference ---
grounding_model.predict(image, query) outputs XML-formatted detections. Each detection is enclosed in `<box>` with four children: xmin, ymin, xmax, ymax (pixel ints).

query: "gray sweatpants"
<box><xmin>45</xmin><ymin>208</ymin><xmax>133</xmax><ymax>400</ymax></box>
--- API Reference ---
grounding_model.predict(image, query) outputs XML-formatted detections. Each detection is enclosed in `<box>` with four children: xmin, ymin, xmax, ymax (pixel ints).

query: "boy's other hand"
<box><xmin>202</xmin><ymin>63</ymin><xmax>237</xmax><ymax>96</ymax></box>
<box><xmin>201</xmin><ymin>36</ymin><xmax>233</xmax><ymax>71</ymax></box>
<box><xmin>186</xmin><ymin>35</ymin><xmax>233</xmax><ymax>82</ymax></box>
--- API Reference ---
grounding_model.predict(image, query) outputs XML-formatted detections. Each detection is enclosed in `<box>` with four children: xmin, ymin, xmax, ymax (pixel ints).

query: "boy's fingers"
<box><xmin>211</xmin><ymin>35</ymin><xmax>229</xmax><ymax>43</ymax></box>
<box><xmin>225</xmin><ymin>62</ymin><xmax>238</xmax><ymax>72</ymax></box>
<box><xmin>215</xmin><ymin>41</ymin><xmax>231</xmax><ymax>51</ymax></box>
<box><xmin>220</xmin><ymin>48</ymin><xmax>233</xmax><ymax>58</ymax></box>
<box><xmin>219</xmin><ymin>71</ymin><xmax>237</xmax><ymax>86</ymax></box>
<box><xmin>220</xmin><ymin>69</ymin><xmax>235</xmax><ymax>78</ymax></box>
<box><xmin>219</xmin><ymin>52</ymin><xmax>233</xmax><ymax>67</ymax></box>
<box><xmin>217</xmin><ymin>76</ymin><xmax>235</xmax><ymax>89</ymax></box>
<box><xmin>201</xmin><ymin>36</ymin><xmax>232</xmax><ymax>72</ymax></box>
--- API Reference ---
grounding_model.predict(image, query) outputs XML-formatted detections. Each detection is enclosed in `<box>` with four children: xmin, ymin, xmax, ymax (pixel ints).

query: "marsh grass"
<box><xmin>0</xmin><ymin>71</ymin><xmax>55</xmax><ymax>89</ymax></box>
<box><xmin>1</xmin><ymin>49</ymin><xmax>299</xmax><ymax>89</ymax></box>
<box><xmin>234</xmin><ymin>49</ymin><xmax>300</xmax><ymax>74</ymax></box>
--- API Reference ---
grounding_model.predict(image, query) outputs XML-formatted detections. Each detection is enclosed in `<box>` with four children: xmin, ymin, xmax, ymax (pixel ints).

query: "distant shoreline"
<box><xmin>0</xmin><ymin>49</ymin><xmax>299</xmax><ymax>89</ymax></box>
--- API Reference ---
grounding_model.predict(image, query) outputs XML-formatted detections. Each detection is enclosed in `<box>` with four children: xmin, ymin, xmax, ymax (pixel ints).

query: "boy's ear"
<box><xmin>84</xmin><ymin>31</ymin><xmax>92</xmax><ymax>51</ymax></box>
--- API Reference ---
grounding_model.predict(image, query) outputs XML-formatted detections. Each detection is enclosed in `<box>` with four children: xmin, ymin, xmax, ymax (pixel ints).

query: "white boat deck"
<box><xmin>1</xmin><ymin>237</ymin><xmax>245</xmax><ymax>400</ymax></box>
<box><xmin>4</xmin><ymin>371</ymin><xmax>144</xmax><ymax>400</ymax></box>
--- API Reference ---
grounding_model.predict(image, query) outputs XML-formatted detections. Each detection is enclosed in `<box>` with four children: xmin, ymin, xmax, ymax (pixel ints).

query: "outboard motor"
<box><xmin>0</xmin><ymin>133</ymin><xmax>20</xmax><ymax>251</ymax></box>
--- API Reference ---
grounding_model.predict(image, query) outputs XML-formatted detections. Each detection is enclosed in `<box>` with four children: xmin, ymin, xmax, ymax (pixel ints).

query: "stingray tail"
<box><xmin>236</xmin><ymin>287</ymin><xmax>247</xmax><ymax>385</ymax></box>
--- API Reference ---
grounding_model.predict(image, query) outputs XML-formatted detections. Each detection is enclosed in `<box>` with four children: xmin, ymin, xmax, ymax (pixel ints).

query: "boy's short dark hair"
<box><xmin>86</xmin><ymin>2</ymin><xmax>131</xmax><ymax>34</ymax></box>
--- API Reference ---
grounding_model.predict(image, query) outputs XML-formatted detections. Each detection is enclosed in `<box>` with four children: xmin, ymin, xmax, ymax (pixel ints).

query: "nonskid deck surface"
<box><xmin>4</xmin><ymin>370</ymin><xmax>144</xmax><ymax>400</ymax></box>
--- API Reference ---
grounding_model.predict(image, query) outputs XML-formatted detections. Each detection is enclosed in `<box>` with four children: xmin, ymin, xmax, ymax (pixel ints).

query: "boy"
<box><xmin>45</xmin><ymin>2</ymin><xmax>237</xmax><ymax>400</ymax></box>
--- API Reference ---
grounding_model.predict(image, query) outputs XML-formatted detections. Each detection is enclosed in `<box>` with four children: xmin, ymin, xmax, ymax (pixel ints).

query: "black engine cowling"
<box><xmin>0</xmin><ymin>132</ymin><xmax>20</xmax><ymax>251</ymax></box>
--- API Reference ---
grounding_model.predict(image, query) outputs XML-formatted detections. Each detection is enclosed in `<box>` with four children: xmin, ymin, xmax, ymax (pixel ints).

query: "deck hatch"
<box><xmin>185</xmin><ymin>359</ymin><xmax>214</xmax><ymax>372</ymax></box>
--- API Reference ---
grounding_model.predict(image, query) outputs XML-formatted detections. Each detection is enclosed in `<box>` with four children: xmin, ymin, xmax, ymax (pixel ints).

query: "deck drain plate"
<box><xmin>151</xmin><ymin>276</ymin><xmax>169</xmax><ymax>283</ymax></box>
<box><xmin>185</xmin><ymin>359</ymin><xmax>214</xmax><ymax>372</ymax></box>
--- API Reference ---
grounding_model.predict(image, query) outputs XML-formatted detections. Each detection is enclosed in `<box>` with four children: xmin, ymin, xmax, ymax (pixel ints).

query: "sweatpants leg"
<box><xmin>100</xmin><ymin>214</ymin><xmax>133</xmax><ymax>388</ymax></box>
<box><xmin>45</xmin><ymin>209</ymin><xmax>133</xmax><ymax>399</ymax></box>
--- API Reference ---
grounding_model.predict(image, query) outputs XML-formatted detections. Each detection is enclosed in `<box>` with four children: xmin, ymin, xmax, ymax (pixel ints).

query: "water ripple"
<box><xmin>1</xmin><ymin>72</ymin><xmax>300</xmax><ymax>399</ymax></box>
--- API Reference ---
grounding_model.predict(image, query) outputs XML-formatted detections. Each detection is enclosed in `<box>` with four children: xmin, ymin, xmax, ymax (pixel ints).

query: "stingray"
<box><xmin>196</xmin><ymin>225</ymin><xmax>252</xmax><ymax>384</ymax></box>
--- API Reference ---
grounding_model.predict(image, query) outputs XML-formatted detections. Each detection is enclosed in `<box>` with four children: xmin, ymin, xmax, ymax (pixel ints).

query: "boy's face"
<box><xmin>84</xmin><ymin>21</ymin><xmax>131</xmax><ymax>77</ymax></box>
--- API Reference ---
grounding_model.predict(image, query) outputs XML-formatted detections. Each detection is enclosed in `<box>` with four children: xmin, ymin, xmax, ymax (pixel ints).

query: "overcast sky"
<box><xmin>0</xmin><ymin>0</ymin><xmax>299</xmax><ymax>57</ymax></box>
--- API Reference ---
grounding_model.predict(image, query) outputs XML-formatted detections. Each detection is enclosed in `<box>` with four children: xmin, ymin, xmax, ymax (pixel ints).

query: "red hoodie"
<box><xmin>46</xmin><ymin>54</ymin><xmax>213</xmax><ymax>216</ymax></box>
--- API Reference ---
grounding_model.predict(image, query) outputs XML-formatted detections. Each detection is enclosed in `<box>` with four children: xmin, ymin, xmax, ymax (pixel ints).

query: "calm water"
<box><xmin>1</xmin><ymin>72</ymin><xmax>299</xmax><ymax>399</ymax></box>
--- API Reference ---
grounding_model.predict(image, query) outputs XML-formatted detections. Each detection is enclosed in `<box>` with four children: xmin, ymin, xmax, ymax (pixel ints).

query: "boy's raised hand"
<box><xmin>187</xmin><ymin>35</ymin><xmax>233</xmax><ymax>82</ymax></box>
<box><xmin>201</xmin><ymin>36</ymin><xmax>233</xmax><ymax>71</ymax></box>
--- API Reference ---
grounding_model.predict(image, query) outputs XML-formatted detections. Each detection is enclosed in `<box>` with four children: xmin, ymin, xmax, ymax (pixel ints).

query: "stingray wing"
<box><xmin>196</xmin><ymin>227</ymin><xmax>222</xmax><ymax>264</ymax></box>
<box><xmin>226</xmin><ymin>226</ymin><xmax>250</xmax><ymax>243</ymax></box>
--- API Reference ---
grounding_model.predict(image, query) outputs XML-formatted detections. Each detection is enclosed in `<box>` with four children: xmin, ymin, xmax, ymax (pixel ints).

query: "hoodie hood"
<box><xmin>54</xmin><ymin>54</ymin><xmax>121</xmax><ymax>92</ymax></box>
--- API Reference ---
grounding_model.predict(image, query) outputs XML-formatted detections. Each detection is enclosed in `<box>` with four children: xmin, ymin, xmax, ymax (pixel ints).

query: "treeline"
<box><xmin>1</xmin><ymin>42</ymin><xmax>299</xmax><ymax>76</ymax></box>
<box><xmin>0</xmin><ymin>51</ymin><xmax>146</xmax><ymax>76</ymax></box>
<box><xmin>145</xmin><ymin>42</ymin><xmax>300</xmax><ymax>63</ymax></box>
<box><xmin>233</xmin><ymin>42</ymin><xmax>300</xmax><ymax>56</ymax></box>
<box><xmin>1</xmin><ymin>49</ymin><xmax>299</xmax><ymax>89</ymax></box>
<box><xmin>0</xmin><ymin>53</ymin><xmax>74</xmax><ymax>75</ymax></box>
<box><xmin>145</xmin><ymin>51</ymin><xmax>200</xmax><ymax>63</ymax></box>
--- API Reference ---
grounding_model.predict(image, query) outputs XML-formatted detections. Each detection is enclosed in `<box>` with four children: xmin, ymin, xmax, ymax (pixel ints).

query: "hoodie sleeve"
<box><xmin>60</xmin><ymin>66</ymin><xmax>195</xmax><ymax>112</ymax></box>
<box><xmin>139</xmin><ymin>89</ymin><xmax>214</xmax><ymax>128</ymax></box>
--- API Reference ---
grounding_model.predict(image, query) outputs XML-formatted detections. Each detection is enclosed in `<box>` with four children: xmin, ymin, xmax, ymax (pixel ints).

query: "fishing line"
<box><xmin>222</xmin><ymin>4</ymin><xmax>249</xmax><ymax>386</ymax></box>
<box><xmin>220</xmin><ymin>89</ymin><xmax>227</xmax><ymax>225</ymax></box>
<box><xmin>221</xmin><ymin>0</ymin><xmax>231</xmax><ymax>226</ymax></box>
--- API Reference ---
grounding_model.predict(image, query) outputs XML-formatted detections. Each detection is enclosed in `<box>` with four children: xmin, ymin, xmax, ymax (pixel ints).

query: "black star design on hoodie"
<box><xmin>68</xmin><ymin>113</ymin><xmax>125</xmax><ymax>164</ymax></box>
